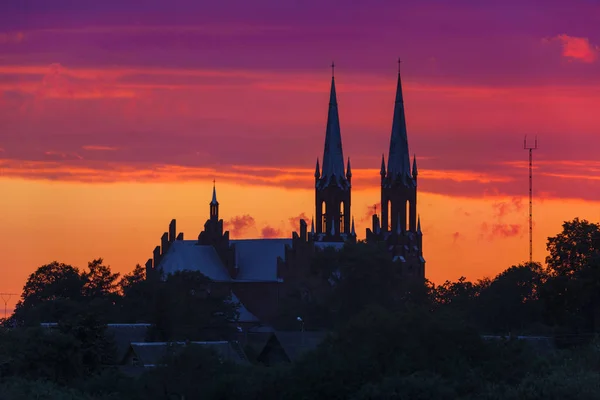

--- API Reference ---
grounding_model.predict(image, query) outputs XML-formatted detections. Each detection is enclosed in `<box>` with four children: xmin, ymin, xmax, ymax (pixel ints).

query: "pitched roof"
<box><xmin>106</xmin><ymin>324</ymin><xmax>151</xmax><ymax>363</ymax></box>
<box><xmin>231</xmin><ymin>239</ymin><xmax>291</xmax><ymax>281</ymax></box>
<box><xmin>387</xmin><ymin>69</ymin><xmax>414</xmax><ymax>186</ymax></box>
<box><xmin>273</xmin><ymin>331</ymin><xmax>329</xmax><ymax>362</ymax></box>
<box><xmin>229</xmin><ymin>291</ymin><xmax>259</xmax><ymax>323</ymax></box>
<box><xmin>159</xmin><ymin>240</ymin><xmax>231</xmax><ymax>282</ymax></box>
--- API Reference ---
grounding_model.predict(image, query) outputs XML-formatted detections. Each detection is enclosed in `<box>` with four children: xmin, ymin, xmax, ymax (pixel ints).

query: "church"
<box><xmin>144</xmin><ymin>64</ymin><xmax>425</xmax><ymax>326</ymax></box>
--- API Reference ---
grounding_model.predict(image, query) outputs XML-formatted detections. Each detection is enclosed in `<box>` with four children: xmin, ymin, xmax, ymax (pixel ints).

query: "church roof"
<box><xmin>318</xmin><ymin>75</ymin><xmax>348</xmax><ymax>189</ymax></box>
<box><xmin>231</xmin><ymin>239</ymin><xmax>291</xmax><ymax>282</ymax></box>
<box><xmin>159</xmin><ymin>241</ymin><xmax>232</xmax><ymax>282</ymax></box>
<box><xmin>157</xmin><ymin>239</ymin><xmax>292</xmax><ymax>283</ymax></box>
<box><xmin>387</xmin><ymin>67</ymin><xmax>414</xmax><ymax>186</ymax></box>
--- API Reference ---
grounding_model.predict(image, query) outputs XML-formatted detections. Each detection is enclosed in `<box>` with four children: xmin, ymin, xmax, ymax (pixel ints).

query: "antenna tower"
<box><xmin>524</xmin><ymin>136</ymin><xmax>538</xmax><ymax>266</ymax></box>
<box><xmin>0</xmin><ymin>293</ymin><xmax>17</xmax><ymax>319</ymax></box>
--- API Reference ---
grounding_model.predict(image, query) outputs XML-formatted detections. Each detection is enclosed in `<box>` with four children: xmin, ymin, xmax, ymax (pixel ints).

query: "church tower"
<box><xmin>367</xmin><ymin>61</ymin><xmax>424</xmax><ymax>282</ymax></box>
<box><xmin>381</xmin><ymin>61</ymin><xmax>417</xmax><ymax>233</ymax></box>
<box><xmin>314</xmin><ymin>65</ymin><xmax>352</xmax><ymax>242</ymax></box>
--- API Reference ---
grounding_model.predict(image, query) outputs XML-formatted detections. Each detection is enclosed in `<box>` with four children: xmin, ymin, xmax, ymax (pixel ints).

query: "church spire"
<box><xmin>211</xmin><ymin>181</ymin><xmax>218</xmax><ymax>206</ymax></box>
<box><xmin>320</xmin><ymin>63</ymin><xmax>346</xmax><ymax>185</ymax></box>
<box><xmin>210</xmin><ymin>180</ymin><xmax>219</xmax><ymax>220</ymax></box>
<box><xmin>351</xmin><ymin>216</ymin><xmax>356</xmax><ymax>236</ymax></box>
<box><xmin>387</xmin><ymin>59</ymin><xmax>412</xmax><ymax>184</ymax></box>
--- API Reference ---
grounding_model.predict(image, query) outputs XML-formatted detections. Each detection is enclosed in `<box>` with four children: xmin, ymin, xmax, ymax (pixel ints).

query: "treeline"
<box><xmin>1</xmin><ymin>217</ymin><xmax>600</xmax><ymax>399</ymax></box>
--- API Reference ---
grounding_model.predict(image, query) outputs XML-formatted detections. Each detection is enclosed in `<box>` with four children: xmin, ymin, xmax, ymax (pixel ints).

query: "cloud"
<box><xmin>360</xmin><ymin>203</ymin><xmax>378</xmax><ymax>223</ymax></box>
<box><xmin>82</xmin><ymin>145</ymin><xmax>119</xmax><ymax>151</ymax></box>
<box><xmin>452</xmin><ymin>232</ymin><xmax>461</xmax><ymax>242</ymax></box>
<box><xmin>0</xmin><ymin>32</ymin><xmax>24</xmax><ymax>44</ymax></box>
<box><xmin>261</xmin><ymin>225</ymin><xmax>282</xmax><ymax>238</ymax></box>
<box><xmin>480</xmin><ymin>222</ymin><xmax>522</xmax><ymax>239</ymax></box>
<box><xmin>492</xmin><ymin>197</ymin><xmax>524</xmax><ymax>218</ymax></box>
<box><xmin>549</xmin><ymin>34</ymin><xmax>599</xmax><ymax>63</ymax></box>
<box><xmin>225</xmin><ymin>214</ymin><xmax>255</xmax><ymax>236</ymax></box>
<box><xmin>288</xmin><ymin>212</ymin><xmax>310</xmax><ymax>230</ymax></box>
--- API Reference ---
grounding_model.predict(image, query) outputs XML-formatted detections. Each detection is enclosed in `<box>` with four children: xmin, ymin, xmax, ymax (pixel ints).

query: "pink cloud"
<box><xmin>480</xmin><ymin>222</ymin><xmax>522</xmax><ymax>239</ymax></box>
<box><xmin>0</xmin><ymin>32</ymin><xmax>25</xmax><ymax>44</ymax></box>
<box><xmin>288</xmin><ymin>212</ymin><xmax>310</xmax><ymax>230</ymax></box>
<box><xmin>82</xmin><ymin>145</ymin><xmax>120</xmax><ymax>151</ymax></box>
<box><xmin>225</xmin><ymin>215</ymin><xmax>255</xmax><ymax>236</ymax></box>
<box><xmin>551</xmin><ymin>34</ymin><xmax>599</xmax><ymax>63</ymax></box>
<box><xmin>261</xmin><ymin>226</ymin><xmax>282</xmax><ymax>238</ymax></box>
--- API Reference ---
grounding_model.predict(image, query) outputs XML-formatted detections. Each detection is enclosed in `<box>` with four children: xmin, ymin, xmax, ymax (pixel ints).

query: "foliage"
<box><xmin>6</xmin><ymin>217</ymin><xmax>600</xmax><ymax>398</ymax></box>
<box><xmin>149</xmin><ymin>270</ymin><xmax>239</xmax><ymax>341</ymax></box>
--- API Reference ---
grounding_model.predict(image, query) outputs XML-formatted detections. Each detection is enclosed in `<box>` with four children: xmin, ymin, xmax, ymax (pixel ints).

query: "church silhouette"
<box><xmin>145</xmin><ymin>64</ymin><xmax>425</xmax><ymax>326</ymax></box>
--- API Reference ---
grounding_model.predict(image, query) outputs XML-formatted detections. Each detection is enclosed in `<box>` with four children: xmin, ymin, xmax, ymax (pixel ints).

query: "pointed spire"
<box><xmin>351</xmin><ymin>216</ymin><xmax>356</xmax><ymax>236</ymax></box>
<box><xmin>380</xmin><ymin>154</ymin><xmax>386</xmax><ymax>177</ymax></box>
<box><xmin>346</xmin><ymin>157</ymin><xmax>352</xmax><ymax>179</ymax></box>
<box><xmin>314</xmin><ymin>158</ymin><xmax>320</xmax><ymax>179</ymax></box>
<box><xmin>320</xmin><ymin>66</ymin><xmax>346</xmax><ymax>185</ymax></box>
<box><xmin>387</xmin><ymin>59</ymin><xmax>412</xmax><ymax>183</ymax></box>
<box><xmin>311</xmin><ymin>216</ymin><xmax>315</xmax><ymax>235</ymax></box>
<box><xmin>396</xmin><ymin>212</ymin><xmax>402</xmax><ymax>235</ymax></box>
<box><xmin>412</xmin><ymin>154</ymin><xmax>418</xmax><ymax>177</ymax></box>
<box><xmin>211</xmin><ymin>180</ymin><xmax>218</xmax><ymax>205</ymax></box>
<box><xmin>417</xmin><ymin>215</ymin><xmax>422</xmax><ymax>235</ymax></box>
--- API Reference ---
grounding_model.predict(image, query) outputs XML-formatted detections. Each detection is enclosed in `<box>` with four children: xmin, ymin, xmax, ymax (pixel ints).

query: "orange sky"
<box><xmin>1</xmin><ymin>176</ymin><xmax>598</xmax><ymax>312</ymax></box>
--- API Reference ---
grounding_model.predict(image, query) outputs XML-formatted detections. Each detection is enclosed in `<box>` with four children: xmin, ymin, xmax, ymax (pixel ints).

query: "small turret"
<box><xmin>412</xmin><ymin>154</ymin><xmax>418</xmax><ymax>180</ymax></box>
<box><xmin>314</xmin><ymin>158</ymin><xmax>320</xmax><ymax>180</ymax></box>
<box><xmin>380</xmin><ymin>154</ymin><xmax>386</xmax><ymax>179</ymax></box>
<box><xmin>351</xmin><ymin>216</ymin><xmax>356</xmax><ymax>236</ymax></box>
<box><xmin>346</xmin><ymin>157</ymin><xmax>352</xmax><ymax>181</ymax></box>
<box><xmin>417</xmin><ymin>215</ymin><xmax>422</xmax><ymax>235</ymax></box>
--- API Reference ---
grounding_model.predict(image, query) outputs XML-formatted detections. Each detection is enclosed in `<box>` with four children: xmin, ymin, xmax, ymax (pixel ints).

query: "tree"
<box><xmin>150</xmin><ymin>271</ymin><xmax>239</xmax><ymax>341</ymax></box>
<box><xmin>546</xmin><ymin>218</ymin><xmax>600</xmax><ymax>277</ymax></box>
<box><xmin>13</xmin><ymin>262</ymin><xmax>85</xmax><ymax>325</ymax></box>
<box><xmin>543</xmin><ymin>218</ymin><xmax>600</xmax><ymax>333</ymax></box>
<box><xmin>82</xmin><ymin>258</ymin><xmax>120</xmax><ymax>299</ymax></box>
<box><xmin>475</xmin><ymin>263</ymin><xmax>546</xmax><ymax>334</ymax></box>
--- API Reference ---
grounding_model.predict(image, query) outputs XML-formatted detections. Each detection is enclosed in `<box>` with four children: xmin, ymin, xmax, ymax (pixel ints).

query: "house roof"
<box><xmin>128</xmin><ymin>341</ymin><xmax>249</xmax><ymax>366</ymax></box>
<box><xmin>273</xmin><ymin>331</ymin><xmax>329</xmax><ymax>362</ymax></box>
<box><xmin>106</xmin><ymin>324</ymin><xmax>151</xmax><ymax>363</ymax></box>
<box><xmin>229</xmin><ymin>291</ymin><xmax>259</xmax><ymax>323</ymax></box>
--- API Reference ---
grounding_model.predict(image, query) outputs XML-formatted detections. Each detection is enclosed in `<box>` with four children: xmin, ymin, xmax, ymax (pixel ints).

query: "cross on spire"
<box><xmin>398</xmin><ymin>57</ymin><xmax>401</xmax><ymax>73</ymax></box>
<box><xmin>331</xmin><ymin>61</ymin><xmax>335</xmax><ymax>77</ymax></box>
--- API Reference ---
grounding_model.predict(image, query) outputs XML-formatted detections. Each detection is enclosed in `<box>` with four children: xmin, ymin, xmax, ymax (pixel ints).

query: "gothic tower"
<box><xmin>314</xmin><ymin>66</ymin><xmax>352</xmax><ymax>241</ymax></box>
<box><xmin>366</xmin><ymin>62</ymin><xmax>424</xmax><ymax>282</ymax></box>
<box><xmin>380</xmin><ymin>63</ymin><xmax>418</xmax><ymax>234</ymax></box>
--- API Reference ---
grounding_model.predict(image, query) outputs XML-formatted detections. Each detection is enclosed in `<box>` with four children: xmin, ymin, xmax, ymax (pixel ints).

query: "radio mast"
<box><xmin>523</xmin><ymin>136</ymin><xmax>538</xmax><ymax>266</ymax></box>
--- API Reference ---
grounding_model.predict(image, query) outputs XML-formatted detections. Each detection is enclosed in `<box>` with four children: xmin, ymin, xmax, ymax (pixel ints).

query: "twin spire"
<box><xmin>385</xmin><ymin>60</ymin><xmax>415</xmax><ymax>186</ymax></box>
<box><xmin>316</xmin><ymin>63</ymin><xmax>351</xmax><ymax>188</ymax></box>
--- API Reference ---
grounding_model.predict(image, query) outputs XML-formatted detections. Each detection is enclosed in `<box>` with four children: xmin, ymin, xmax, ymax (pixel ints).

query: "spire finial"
<box><xmin>331</xmin><ymin>61</ymin><xmax>335</xmax><ymax>78</ymax></box>
<box><xmin>398</xmin><ymin>57</ymin><xmax>401</xmax><ymax>74</ymax></box>
<box><xmin>211</xmin><ymin>180</ymin><xmax>218</xmax><ymax>205</ymax></box>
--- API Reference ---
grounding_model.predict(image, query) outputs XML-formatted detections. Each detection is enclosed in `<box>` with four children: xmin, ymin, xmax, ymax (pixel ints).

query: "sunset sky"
<box><xmin>1</xmin><ymin>0</ymin><xmax>599</xmax><ymax>309</ymax></box>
